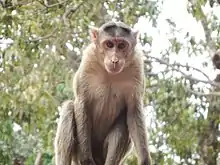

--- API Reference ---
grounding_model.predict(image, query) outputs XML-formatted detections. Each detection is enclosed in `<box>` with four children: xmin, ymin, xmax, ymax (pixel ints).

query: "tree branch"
<box><xmin>43</xmin><ymin>0</ymin><xmax>69</xmax><ymax>8</ymax></box>
<box><xmin>144</xmin><ymin>53</ymin><xmax>220</xmax><ymax>88</ymax></box>
<box><xmin>34</xmin><ymin>152</ymin><xmax>43</xmax><ymax>165</ymax></box>
<box><xmin>29</xmin><ymin>27</ymin><xmax>58</xmax><ymax>42</ymax></box>
<box><xmin>62</xmin><ymin>1</ymin><xmax>85</xmax><ymax>25</ymax></box>
<box><xmin>186</xmin><ymin>87</ymin><xmax>220</xmax><ymax>97</ymax></box>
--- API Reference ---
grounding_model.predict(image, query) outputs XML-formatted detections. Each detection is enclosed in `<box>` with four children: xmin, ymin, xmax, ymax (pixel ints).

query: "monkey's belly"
<box><xmin>87</xmin><ymin>80</ymin><xmax>128</xmax><ymax>141</ymax></box>
<box><xmin>89</xmin><ymin>97</ymin><xmax>125</xmax><ymax>141</ymax></box>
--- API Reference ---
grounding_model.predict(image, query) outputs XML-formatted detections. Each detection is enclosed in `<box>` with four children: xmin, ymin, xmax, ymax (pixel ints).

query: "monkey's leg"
<box><xmin>54</xmin><ymin>100</ymin><xmax>76</xmax><ymax>165</ymax></box>
<box><xmin>127</xmin><ymin>99</ymin><xmax>151</xmax><ymax>165</ymax></box>
<box><xmin>103</xmin><ymin>119</ymin><xmax>131</xmax><ymax>165</ymax></box>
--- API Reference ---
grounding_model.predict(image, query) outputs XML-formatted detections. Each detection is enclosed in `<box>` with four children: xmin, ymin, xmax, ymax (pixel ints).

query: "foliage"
<box><xmin>0</xmin><ymin>0</ymin><xmax>219</xmax><ymax>165</ymax></box>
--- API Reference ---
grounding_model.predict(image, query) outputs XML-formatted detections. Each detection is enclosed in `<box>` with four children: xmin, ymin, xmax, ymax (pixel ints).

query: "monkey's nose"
<box><xmin>111</xmin><ymin>58</ymin><xmax>119</xmax><ymax>64</ymax></box>
<box><xmin>111</xmin><ymin>58</ymin><xmax>119</xmax><ymax>69</ymax></box>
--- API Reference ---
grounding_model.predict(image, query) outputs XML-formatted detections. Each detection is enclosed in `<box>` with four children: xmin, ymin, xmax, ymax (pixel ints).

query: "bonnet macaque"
<box><xmin>54</xmin><ymin>21</ymin><xmax>151</xmax><ymax>165</ymax></box>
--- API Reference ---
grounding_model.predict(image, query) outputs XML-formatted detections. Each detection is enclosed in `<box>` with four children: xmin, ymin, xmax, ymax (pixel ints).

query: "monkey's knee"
<box><xmin>59</xmin><ymin>100</ymin><xmax>75</xmax><ymax>116</ymax></box>
<box><xmin>112</xmin><ymin>122</ymin><xmax>130</xmax><ymax>144</ymax></box>
<box><xmin>112</xmin><ymin>124</ymin><xmax>130</xmax><ymax>143</ymax></box>
<box><xmin>104</xmin><ymin>124</ymin><xmax>131</xmax><ymax>164</ymax></box>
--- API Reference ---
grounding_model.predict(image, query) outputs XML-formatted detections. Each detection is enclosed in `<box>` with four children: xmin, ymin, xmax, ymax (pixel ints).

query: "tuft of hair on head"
<box><xmin>101</xmin><ymin>21</ymin><xmax>117</xmax><ymax>31</ymax></box>
<box><xmin>89</xmin><ymin>22</ymin><xmax>140</xmax><ymax>43</ymax></box>
<box><xmin>116</xmin><ymin>21</ymin><xmax>131</xmax><ymax>32</ymax></box>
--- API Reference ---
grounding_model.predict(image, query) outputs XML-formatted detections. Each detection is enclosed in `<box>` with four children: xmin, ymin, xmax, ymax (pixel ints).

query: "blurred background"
<box><xmin>0</xmin><ymin>0</ymin><xmax>220</xmax><ymax>165</ymax></box>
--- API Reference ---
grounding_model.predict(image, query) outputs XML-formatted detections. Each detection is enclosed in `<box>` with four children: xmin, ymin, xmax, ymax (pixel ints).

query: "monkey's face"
<box><xmin>90</xmin><ymin>21</ymin><xmax>138</xmax><ymax>75</ymax></box>
<box><xmin>101</xmin><ymin>38</ymin><xmax>131</xmax><ymax>75</ymax></box>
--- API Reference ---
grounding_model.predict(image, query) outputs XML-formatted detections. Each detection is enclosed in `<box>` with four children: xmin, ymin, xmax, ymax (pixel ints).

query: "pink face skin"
<box><xmin>90</xmin><ymin>28</ymin><xmax>135</xmax><ymax>74</ymax></box>
<box><xmin>102</xmin><ymin>38</ymin><xmax>131</xmax><ymax>75</ymax></box>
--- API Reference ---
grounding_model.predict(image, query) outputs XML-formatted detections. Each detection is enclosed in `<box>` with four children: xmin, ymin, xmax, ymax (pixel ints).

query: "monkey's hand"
<box><xmin>80</xmin><ymin>158</ymin><xmax>96</xmax><ymax>165</ymax></box>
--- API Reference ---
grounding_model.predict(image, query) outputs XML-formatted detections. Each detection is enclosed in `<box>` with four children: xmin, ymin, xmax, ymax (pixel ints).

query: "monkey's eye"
<box><xmin>117</xmin><ymin>42</ymin><xmax>126</xmax><ymax>50</ymax></box>
<box><xmin>106</xmin><ymin>41</ymin><xmax>114</xmax><ymax>48</ymax></box>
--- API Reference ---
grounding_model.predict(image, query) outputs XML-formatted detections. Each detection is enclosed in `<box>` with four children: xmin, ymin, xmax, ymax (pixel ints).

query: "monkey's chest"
<box><xmin>88</xmin><ymin>85</ymin><xmax>126</xmax><ymax>139</ymax></box>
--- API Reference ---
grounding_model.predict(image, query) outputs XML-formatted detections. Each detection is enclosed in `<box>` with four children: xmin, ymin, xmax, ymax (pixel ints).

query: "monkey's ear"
<box><xmin>132</xmin><ymin>30</ymin><xmax>140</xmax><ymax>40</ymax></box>
<box><xmin>90</xmin><ymin>27</ymin><xmax>99</xmax><ymax>42</ymax></box>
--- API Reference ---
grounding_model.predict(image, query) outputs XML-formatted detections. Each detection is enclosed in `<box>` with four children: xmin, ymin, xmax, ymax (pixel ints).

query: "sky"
<box><xmin>135</xmin><ymin>0</ymin><xmax>218</xmax><ymax>82</ymax></box>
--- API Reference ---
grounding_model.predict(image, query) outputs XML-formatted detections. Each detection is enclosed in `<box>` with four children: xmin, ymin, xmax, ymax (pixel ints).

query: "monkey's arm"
<box><xmin>54</xmin><ymin>100</ymin><xmax>75</xmax><ymax>165</ymax></box>
<box><xmin>126</xmin><ymin>94</ymin><xmax>151</xmax><ymax>165</ymax></box>
<box><xmin>74</xmin><ymin>75</ymin><xmax>96</xmax><ymax>165</ymax></box>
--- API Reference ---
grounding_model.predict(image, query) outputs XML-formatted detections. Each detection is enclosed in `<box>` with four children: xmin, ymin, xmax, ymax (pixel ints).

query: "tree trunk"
<box><xmin>198</xmin><ymin>75</ymin><xmax>220</xmax><ymax>165</ymax></box>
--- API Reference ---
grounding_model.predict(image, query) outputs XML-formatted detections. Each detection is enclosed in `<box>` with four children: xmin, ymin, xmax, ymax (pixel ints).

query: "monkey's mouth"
<box><xmin>105</xmin><ymin>64</ymin><xmax>124</xmax><ymax>74</ymax></box>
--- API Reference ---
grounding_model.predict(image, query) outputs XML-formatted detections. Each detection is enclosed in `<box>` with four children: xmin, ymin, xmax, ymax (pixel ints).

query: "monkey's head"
<box><xmin>90</xmin><ymin>21</ymin><xmax>139</xmax><ymax>75</ymax></box>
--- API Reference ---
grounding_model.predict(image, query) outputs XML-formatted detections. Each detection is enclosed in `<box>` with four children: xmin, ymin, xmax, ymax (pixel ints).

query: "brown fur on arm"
<box><xmin>73</xmin><ymin>71</ymin><xmax>96</xmax><ymax>164</ymax></box>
